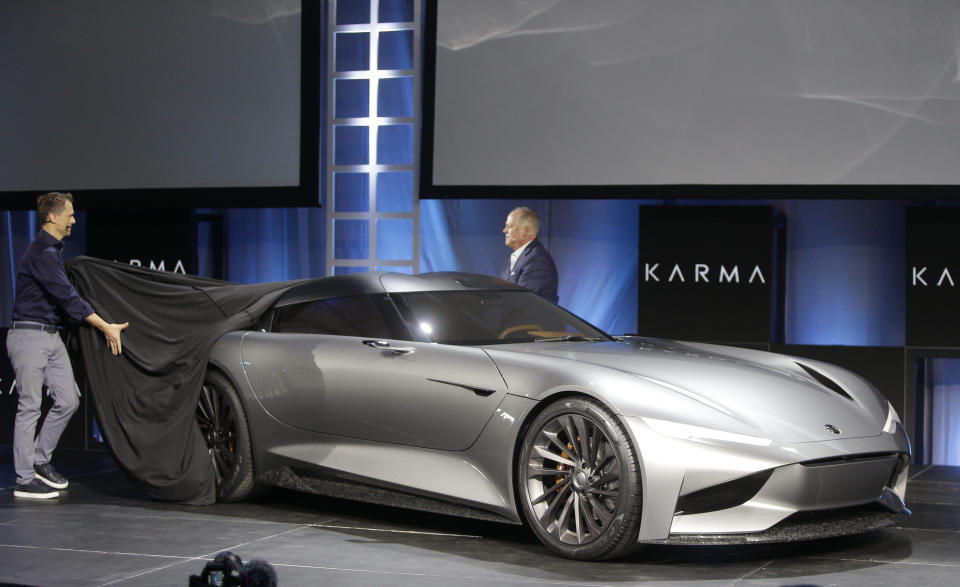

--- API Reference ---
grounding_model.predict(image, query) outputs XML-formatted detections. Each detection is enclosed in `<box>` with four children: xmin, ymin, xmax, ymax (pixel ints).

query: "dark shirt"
<box><xmin>10</xmin><ymin>230</ymin><xmax>94</xmax><ymax>325</ymax></box>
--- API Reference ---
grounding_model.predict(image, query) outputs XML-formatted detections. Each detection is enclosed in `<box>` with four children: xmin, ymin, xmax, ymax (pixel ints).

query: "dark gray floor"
<box><xmin>1</xmin><ymin>448</ymin><xmax>958</xmax><ymax>586</ymax></box>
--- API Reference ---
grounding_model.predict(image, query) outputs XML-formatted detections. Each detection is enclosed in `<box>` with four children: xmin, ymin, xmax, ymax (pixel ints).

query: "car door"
<box><xmin>239</xmin><ymin>294</ymin><xmax>508</xmax><ymax>451</ymax></box>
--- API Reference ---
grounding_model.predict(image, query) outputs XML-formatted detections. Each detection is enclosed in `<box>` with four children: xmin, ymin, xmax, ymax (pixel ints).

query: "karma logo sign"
<box><xmin>643</xmin><ymin>263</ymin><xmax>767</xmax><ymax>285</ymax></box>
<box><xmin>128</xmin><ymin>259</ymin><xmax>188</xmax><ymax>274</ymax></box>
<box><xmin>911</xmin><ymin>266</ymin><xmax>955</xmax><ymax>287</ymax></box>
<box><xmin>906</xmin><ymin>207</ymin><xmax>960</xmax><ymax>346</ymax></box>
<box><xmin>637</xmin><ymin>206</ymin><xmax>780</xmax><ymax>344</ymax></box>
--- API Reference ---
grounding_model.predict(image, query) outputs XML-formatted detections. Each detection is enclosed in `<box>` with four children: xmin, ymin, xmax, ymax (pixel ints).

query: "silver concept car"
<box><xmin>197</xmin><ymin>272</ymin><xmax>911</xmax><ymax>560</ymax></box>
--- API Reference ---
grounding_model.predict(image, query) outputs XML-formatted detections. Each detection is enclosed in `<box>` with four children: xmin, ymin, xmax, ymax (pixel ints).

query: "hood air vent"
<box><xmin>795</xmin><ymin>362</ymin><xmax>853</xmax><ymax>401</ymax></box>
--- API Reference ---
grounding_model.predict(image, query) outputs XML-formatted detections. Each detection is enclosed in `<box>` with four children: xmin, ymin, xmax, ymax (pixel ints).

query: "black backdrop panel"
<box><xmin>638</xmin><ymin>206</ymin><xmax>778</xmax><ymax>344</ymax></box>
<box><xmin>86</xmin><ymin>210</ymin><xmax>193</xmax><ymax>276</ymax></box>
<box><xmin>906</xmin><ymin>207</ymin><xmax>960</xmax><ymax>346</ymax></box>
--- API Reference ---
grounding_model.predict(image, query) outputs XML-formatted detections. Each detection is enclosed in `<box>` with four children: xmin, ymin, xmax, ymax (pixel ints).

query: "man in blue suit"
<box><xmin>498</xmin><ymin>207</ymin><xmax>559</xmax><ymax>303</ymax></box>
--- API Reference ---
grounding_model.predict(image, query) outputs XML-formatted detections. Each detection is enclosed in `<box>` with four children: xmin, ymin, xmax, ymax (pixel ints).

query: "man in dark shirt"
<box><xmin>7</xmin><ymin>192</ymin><xmax>129</xmax><ymax>499</ymax></box>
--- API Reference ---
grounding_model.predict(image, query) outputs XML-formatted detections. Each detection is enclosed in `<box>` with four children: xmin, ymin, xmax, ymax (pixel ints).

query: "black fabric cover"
<box><xmin>65</xmin><ymin>256</ymin><xmax>303</xmax><ymax>505</ymax></box>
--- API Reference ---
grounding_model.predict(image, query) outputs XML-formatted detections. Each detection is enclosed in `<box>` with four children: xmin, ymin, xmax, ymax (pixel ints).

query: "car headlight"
<box><xmin>883</xmin><ymin>401</ymin><xmax>901</xmax><ymax>434</ymax></box>
<box><xmin>643</xmin><ymin>417</ymin><xmax>773</xmax><ymax>446</ymax></box>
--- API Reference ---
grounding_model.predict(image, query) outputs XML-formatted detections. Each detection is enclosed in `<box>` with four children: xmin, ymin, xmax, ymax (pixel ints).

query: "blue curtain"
<box><xmin>1</xmin><ymin>212</ymin><xmax>30</xmax><ymax>327</ymax></box>
<box><xmin>2</xmin><ymin>211</ymin><xmax>46</xmax><ymax>327</ymax></box>
<box><xmin>784</xmin><ymin>200</ymin><xmax>906</xmax><ymax>346</ymax></box>
<box><xmin>931</xmin><ymin>358</ymin><xmax>960</xmax><ymax>466</ymax></box>
<box><xmin>219</xmin><ymin>208</ymin><xmax>327</xmax><ymax>284</ymax></box>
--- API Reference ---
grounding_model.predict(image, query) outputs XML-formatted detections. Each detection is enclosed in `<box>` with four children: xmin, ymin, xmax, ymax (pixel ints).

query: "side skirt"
<box><xmin>259</xmin><ymin>466</ymin><xmax>522</xmax><ymax>525</ymax></box>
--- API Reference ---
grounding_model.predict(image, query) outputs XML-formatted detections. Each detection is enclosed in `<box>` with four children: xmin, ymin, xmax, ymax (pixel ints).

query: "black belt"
<box><xmin>11</xmin><ymin>321</ymin><xmax>59</xmax><ymax>334</ymax></box>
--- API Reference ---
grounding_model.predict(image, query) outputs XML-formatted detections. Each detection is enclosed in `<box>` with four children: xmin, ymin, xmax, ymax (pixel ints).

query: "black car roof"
<box><xmin>275</xmin><ymin>271</ymin><xmax>524</xmax><ymax>307</ymax></box>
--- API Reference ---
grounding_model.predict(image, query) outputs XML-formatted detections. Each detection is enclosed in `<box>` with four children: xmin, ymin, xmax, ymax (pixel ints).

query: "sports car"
<box><xmin>196</xmin><ymin>271</ymin><xmax>911</xmax><ymax>561</ymax></box>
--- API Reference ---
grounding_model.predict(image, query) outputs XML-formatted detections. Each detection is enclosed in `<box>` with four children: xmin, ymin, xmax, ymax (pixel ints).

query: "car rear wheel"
<box><xmin>196</xmin><ymin>370</ymin><xmax>265</xmax><ymax>502</ymax></box>
<box><xmin>517</xmin><ymin>397</ymin><xmax>643</xmax><ymax>560</ymax></box>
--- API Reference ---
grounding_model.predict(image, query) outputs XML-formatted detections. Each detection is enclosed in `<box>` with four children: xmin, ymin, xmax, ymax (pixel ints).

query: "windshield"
<box><xmin>390</xmin><ymin>290</ymin><xmax>609</xmax><ymax>345</ymax></box>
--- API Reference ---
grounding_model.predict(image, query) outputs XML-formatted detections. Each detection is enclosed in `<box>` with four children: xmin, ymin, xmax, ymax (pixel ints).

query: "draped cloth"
<box><xmin>65</xmin><ymin>256</ymin><xmax>302</xmax><ymax>504</ymax></box>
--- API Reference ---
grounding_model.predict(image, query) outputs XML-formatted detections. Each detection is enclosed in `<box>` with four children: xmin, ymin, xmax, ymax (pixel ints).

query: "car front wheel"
<box><xmin>517</xmin><ymin>396</ymin><xmax>643</xmax><ymax>560</ymax></box>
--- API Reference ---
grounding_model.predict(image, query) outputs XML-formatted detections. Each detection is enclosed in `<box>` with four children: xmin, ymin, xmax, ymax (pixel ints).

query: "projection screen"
<box><xmin>422</xmin><ymin>0</ymin><xmax>960</xmax><ymax>198</ymax></box>
<box><xmin>0</xmin><ymin>0</ymin><xmax>318</xmax><ymax>209</ymax></box>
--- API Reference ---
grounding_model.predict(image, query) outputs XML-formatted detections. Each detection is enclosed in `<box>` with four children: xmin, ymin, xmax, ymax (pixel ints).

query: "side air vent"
<box><xmin>674</xmin><ymin>470</ymin><xmax>773</xmax><ymax>515</ymax></box>
<box><xmin>795</xmin><ymin>362</ymin><xmax>853</xmax><ymax>401</ymax></box>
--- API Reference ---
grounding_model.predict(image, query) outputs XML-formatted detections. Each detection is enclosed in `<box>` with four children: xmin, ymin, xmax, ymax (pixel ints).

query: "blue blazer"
<box><xmin>499</xmin><ymin>238</ymin><xmax>559</xmax><ymax>303</ymax></box>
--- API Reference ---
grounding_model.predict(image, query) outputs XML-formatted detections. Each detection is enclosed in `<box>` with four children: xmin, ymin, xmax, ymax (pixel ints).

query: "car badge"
<box><xmin>825</xmin><ymin>424</ymin><xmax>841</xmax><ymax>435</ymax></box>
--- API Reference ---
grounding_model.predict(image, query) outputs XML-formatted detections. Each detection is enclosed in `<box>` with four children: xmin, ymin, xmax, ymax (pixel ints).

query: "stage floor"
<box><xmin>1</xmin><ymin>447</ymin><xmax>958</xmax><ymax>586</ymax></box>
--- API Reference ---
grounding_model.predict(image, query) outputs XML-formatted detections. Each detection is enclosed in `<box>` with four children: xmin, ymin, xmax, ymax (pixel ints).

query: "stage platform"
<box><xmin>2</xmin><ymin>447</ymin><xmax>958</xmax><ymax>586</ymax></box>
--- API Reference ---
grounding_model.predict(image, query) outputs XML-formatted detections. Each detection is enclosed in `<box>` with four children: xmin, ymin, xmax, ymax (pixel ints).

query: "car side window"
<box><xmin>272</xmin><ymin>294</ymin><xmax>404</xmax><ymax>338</ymax></box>
<box><xmin>391</xmin><ymin>290</ymin><xmax>605</xmax><ymax>345</ymax></box>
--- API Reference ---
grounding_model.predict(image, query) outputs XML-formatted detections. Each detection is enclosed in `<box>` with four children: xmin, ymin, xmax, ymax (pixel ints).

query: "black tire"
<box><xmin>517</xmin><ymin>396</ymin><xmax>643</xmax><ymax>560</ymax></box>
<box><xmin>196</xmin><ymin>370</ymin><xmax>265</xmax><ymax>502</ymax></box>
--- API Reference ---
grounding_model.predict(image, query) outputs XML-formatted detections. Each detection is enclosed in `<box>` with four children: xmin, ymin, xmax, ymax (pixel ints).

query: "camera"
<box><xmin>189</xmin><ymin>551</ymin><xmax>277</xmax><ymax>587</ymax></box>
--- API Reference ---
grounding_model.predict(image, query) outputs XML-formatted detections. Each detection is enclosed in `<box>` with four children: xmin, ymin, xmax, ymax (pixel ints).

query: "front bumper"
<box><xmin>624</xmin><ymin>416</ymin><xmax>911</xmax><ymax>542</ymax></box>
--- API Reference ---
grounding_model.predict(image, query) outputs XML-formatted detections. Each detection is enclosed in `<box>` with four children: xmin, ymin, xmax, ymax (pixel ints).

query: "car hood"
<box><xmin>484</xmin><ymin>338</ymin><xmax>889</xmax><ymax>443</ymax></box>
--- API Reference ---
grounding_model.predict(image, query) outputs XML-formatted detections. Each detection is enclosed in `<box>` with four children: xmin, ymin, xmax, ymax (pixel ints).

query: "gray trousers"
<box><xmin>6</xmin><ymin>328</ymin><xmax>79</xmax><ymax>484</ymax></box>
